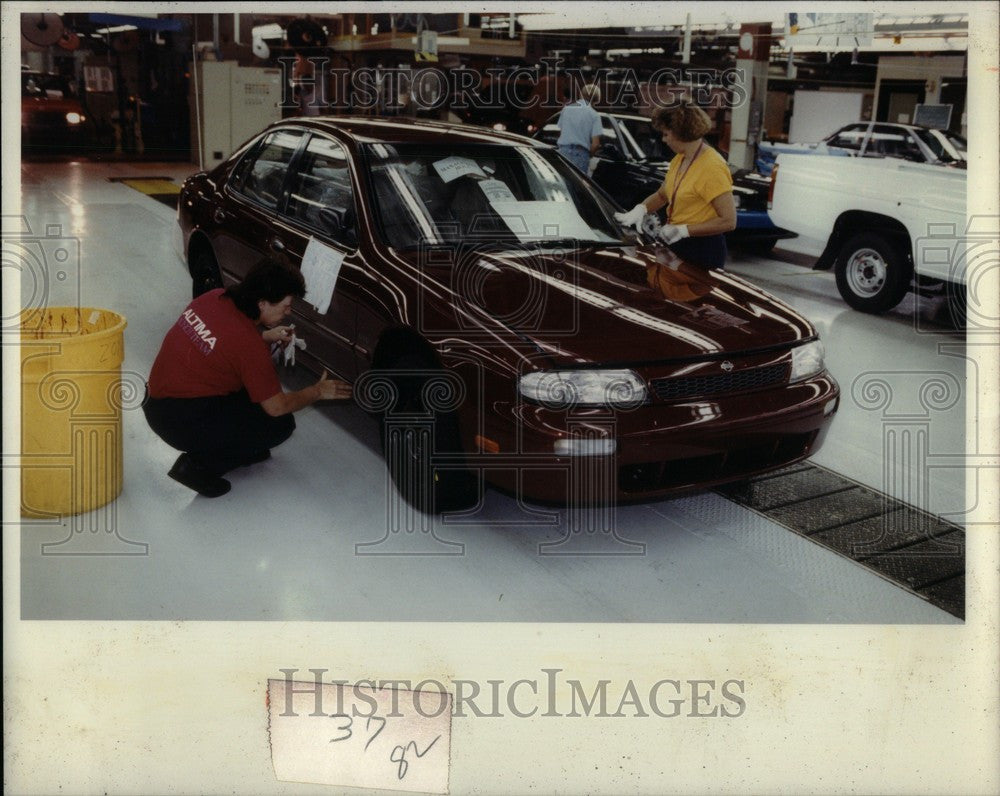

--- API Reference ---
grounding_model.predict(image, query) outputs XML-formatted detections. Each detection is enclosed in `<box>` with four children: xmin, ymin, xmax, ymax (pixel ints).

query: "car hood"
<box><xmin>418</xmin><ymin>245</ymin><xmax>816</xmax><ymax>365</ymax></box>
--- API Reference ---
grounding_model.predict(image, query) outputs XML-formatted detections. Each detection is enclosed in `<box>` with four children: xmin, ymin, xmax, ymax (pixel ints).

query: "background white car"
<box><xmin>757</xmin><ymin>122</ymin><xmax>967</xmax><ymax>175</ymax></box>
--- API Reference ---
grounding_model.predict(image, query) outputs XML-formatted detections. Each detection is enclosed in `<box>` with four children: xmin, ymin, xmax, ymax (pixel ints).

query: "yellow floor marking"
<box><xmin>120</xmin><ymin>178</ymin><xmax>181</xmax><ymax>195</ymax></box>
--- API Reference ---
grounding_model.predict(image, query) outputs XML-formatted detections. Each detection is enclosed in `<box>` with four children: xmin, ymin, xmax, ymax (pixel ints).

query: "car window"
<box><xmin>913</xmin><ymin>128</ymin><xmax>966</xmax><ymax>163</ymax></box>
<box><xmin>618</xmin><ymin>117</ymin><xmax>671</xmax><ymax>161</ymax></box>
<box><xmin>869</xmin><ymin>125</ymin><xmax>925</xmax><ymax>162</ymax></box>
<box><xmin>285</xmin><ymin>135</ymin><xmax>357</xmax><ymax>247</ymax></box>
<box><xmin>363</xmin><ymin>142</ymin><xmax>626</xmax><ymax>250</ymax></box>
<box><xmin>231</xmin><ymin>129</ymin><xmax>305</xmax><ymax>210</ymax></box>
<box><xmin>825</xmin><ymin>124</ymin><xmax>868</xmax><ymax>152</ymax></box>
<box><xmin>22</xmin><ymin>73</ymin><xmax>75</xmax><ymax>99</ymax></box>
<box><xmin>941</xmin><ymin>131</ymin><xmax>967</xmax><ymax>156</ymax></box>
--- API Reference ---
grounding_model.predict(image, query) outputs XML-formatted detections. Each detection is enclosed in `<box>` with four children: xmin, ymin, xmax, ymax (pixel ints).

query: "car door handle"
<box><xmin>270</xmin><ymin>238</ymin><xmax>285</xmax><ymax>252</ymax></box>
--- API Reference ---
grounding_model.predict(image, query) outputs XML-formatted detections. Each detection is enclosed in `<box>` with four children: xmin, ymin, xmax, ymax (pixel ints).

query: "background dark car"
<box><xmin>535</xmin><ymin>111</ymin><xmax>794</xmax><ymax>255</ymax></box>
<box><xmin>178</xmin><ymin>117</ymin><xmax>838</xmax><ymax>513</ymax></box>
<box><xmin>21</xmin><ymin>69</ymin><xmax>90</xmax><ymax>154</ymax></box>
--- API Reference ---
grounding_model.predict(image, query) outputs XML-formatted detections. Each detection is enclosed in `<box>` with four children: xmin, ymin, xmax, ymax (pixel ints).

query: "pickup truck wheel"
<box><xmin>835</xmin><ymin>232</ymin><xmax>911</xmax><ymax>313</ymax></box>
<box><xmin>380</xmin><ymin>354</ymin><xmax>478</xmax><ymax>515</ymax></box>
<box><xmin>189</xmin><ymin>245</ymin><xmax>222</xmax><ymax>299</ymax></box>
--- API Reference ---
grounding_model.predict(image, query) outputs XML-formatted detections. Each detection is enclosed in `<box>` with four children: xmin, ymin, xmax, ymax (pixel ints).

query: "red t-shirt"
<box><xmin>148</xmin><ymin>289</ymin><xmax>282</xmax><ymax>403</ymax></box>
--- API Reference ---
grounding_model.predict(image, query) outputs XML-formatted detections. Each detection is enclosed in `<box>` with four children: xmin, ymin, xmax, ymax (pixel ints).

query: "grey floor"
<box><xmin>13</xmin><ymin>159</ymin><xmax>970</xmax><ymax>623</ymax></box>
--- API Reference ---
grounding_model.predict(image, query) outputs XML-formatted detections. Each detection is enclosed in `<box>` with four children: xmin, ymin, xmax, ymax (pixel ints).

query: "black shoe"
<box><xmin>168</xmin><ymin>454</ymin><xmax>231</xmax><ymax>498</ymax></box>
<box><xmin>240</xmin><ymin>449</ymin><xmax>271</xmax><ymax>467</ymax></box>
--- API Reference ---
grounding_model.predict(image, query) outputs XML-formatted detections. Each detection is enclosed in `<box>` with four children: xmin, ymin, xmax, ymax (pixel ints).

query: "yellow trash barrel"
<box><xmin>20</xmin><ymin>307</ymin><xmax>127</xmax><ymax>517</ymax></box>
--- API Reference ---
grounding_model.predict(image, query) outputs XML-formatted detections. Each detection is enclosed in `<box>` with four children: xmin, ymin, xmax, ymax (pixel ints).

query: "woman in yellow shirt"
<box><xmin>615</xmin><ymin>103</ymin><xmax>736</xmax><ymax>269</ymax></box>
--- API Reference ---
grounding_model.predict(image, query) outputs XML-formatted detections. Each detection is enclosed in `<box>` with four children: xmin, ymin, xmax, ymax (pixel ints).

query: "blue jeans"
<box><xmin>559</xmin><ymin>144</ymin><xmax>591</xmax><ymax>173</ymax></box>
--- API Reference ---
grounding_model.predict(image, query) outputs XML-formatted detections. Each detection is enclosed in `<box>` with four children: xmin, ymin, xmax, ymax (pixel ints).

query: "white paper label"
<box><xmin>479</xmin><ymin>179</ymin><xmax>517</xmax><ymax>203</ymax></box>
<box><xmin>300</xmin><ymin>237</ymin><xmax>345</xmax><ymax>315</ymax></box>
<box><xmin>432</xmin><ymin>156</ymin><xmax>486</xmax><ymax>183</ymax></box>
<box><xmin>268</xmin><ymin>679</ymin><xmax>452</xmax><ymax>794</ymax></box>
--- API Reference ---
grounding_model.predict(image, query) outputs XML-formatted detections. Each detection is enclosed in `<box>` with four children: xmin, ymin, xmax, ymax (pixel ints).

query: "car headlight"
<box><xmin>519</xmin><ymin>369</ymin><xmax>648</xmax><ymax>408</ymax></box>
<box><xmin>65</xmin><ymin>112</ymin><xmax>83</xmax><ymax>124</ymax></box>
<box><xmin>789</xmin><ymin>340</ymin><xmax>825</xmax><ymax>382</ymax></box>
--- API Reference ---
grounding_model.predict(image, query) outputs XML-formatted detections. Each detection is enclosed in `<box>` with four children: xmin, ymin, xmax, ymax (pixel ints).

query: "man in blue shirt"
<box><xmin>557</xmin><ymin>84</ymin><xmax>602</xmax><ymax>173</ymax></box>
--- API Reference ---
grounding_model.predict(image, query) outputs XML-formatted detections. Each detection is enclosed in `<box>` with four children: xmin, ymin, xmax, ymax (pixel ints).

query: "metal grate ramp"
<box><xmin>716</xmin><ymin>463</ymin><xmax>965</xmax><ymax>619</ymax></box>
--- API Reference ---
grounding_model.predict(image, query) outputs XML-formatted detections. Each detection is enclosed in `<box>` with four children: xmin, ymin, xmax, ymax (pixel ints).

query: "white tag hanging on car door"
<box><xmin>300</xmin><ymin>236</ymin><xmax>345</xmax><ymax>315</ymax></box>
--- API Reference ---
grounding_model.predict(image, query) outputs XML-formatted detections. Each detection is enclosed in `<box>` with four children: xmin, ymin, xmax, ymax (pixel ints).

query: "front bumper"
<box><xmin>731</xmin><ymin>210</ymin><xmax>796</xmax><ymax>240</ymax></box>
<box><xmin>463</xmin><ymin>372</ymin><xmax>839</xmax><ymax>505</ymax></box>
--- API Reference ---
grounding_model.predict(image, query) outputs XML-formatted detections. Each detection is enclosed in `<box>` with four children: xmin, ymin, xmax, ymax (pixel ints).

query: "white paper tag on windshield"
<box><xmin>479</xmin><ymin>178</ymin><xmax>517</xmax><ymax>203</ymax></box>
<box><xmin>300</xmin><ymin>237</ymin><xmax>345</xmax><ymax>315</ymax></box>
<box><xmin>432</xmin><ymin>155</ymin><xmax>486</xmax><ymax>183</ymax></box>
<box><xmin>268</xmin><ymin>679</ymin><xmax>452</xmax><ymax>794</ymax></box>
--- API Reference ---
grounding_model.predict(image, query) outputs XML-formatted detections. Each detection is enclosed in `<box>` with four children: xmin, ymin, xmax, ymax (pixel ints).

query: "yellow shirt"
<box><xmin>661</xmin><ymin>145</ymin><xmax>733</xmax><ymax>226</ymax></box>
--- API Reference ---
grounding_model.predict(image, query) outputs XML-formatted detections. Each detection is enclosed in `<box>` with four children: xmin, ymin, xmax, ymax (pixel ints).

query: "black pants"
<box><xmin>669</xmin><ymin>234</ymin><xmax>728</xmax><ymax>269</ymax></box>
<box><xmin>143</xmin><ymin>388</ymin><xmax>295</xmax><ymax>475</ymax></box>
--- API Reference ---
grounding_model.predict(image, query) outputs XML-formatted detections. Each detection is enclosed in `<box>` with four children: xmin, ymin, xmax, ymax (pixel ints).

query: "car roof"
<box><xmin>843</xmin><ymin>121</ymin><xmax>940</xmax><ymax>134</ymax></box>
<box><xmin>279</xmin><ymin>116</ymin><xmax>548</xmax><ymax>149</ymax></box>
<box><xmin>603</xmin><ymin>112</ymin><xmax>653</xmax><ymax>123</ymax></box>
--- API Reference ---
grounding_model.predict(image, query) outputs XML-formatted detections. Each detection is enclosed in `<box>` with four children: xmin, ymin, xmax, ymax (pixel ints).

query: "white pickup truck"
<box><xmin>768</xmin><ymin>153</ymin><xmax>967</xmax><ymax>313</ymax></box>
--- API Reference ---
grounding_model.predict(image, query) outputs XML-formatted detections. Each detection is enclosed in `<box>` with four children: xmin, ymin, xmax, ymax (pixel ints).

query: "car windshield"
<box><xmin>914</xmin><ymin>128</ymin><xmax>967</xmax><ymax>163</ymax></box>
<box><xmin>363</xmin><ymin>142</ymin><xmax>629</xmax><ymax>250</ymax></box>
<box><xmin>22</xmin><ymin>73</ymin><xmax>76</xmax><ymax>99</ymax></box>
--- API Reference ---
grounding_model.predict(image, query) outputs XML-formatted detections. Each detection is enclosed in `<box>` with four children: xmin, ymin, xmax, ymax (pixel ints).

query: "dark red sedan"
<box><xmin>177</xmin><ymin>117</ymin><xmax>839</xmax><ymax>512</ymax></box>
<box><xmin>21</xmin><ymin>70</ymin><xmax>90</xmax><ymax>153</ymax></box>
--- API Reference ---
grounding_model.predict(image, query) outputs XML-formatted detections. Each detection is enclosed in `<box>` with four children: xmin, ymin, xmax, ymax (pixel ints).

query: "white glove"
<box><xmin>614</xmin><ymin>203</ymin><xmax>647</xmax><ymax>230</ymax></box>
<box><xmin>657</xmin><ymin>223</ymin><xmax>690</xmax><ymax>245</ymax></box>
<box><xmin>284</xmin><ymin>334</ymin><xmax>307</xmax><ymax>367</ymax></box>
<box><xmin>271</xmin><ymin>333</ymin><xmax>307</xmax><ymax>367</ymax></box>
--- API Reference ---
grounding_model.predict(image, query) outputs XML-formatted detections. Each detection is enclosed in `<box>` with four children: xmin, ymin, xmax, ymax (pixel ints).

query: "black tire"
<box><xmin>834</xmin><ymin>232</ymin><xmax>912</xmax><ymax>313</ymax></box>
<box><xmin>380</xmin><ymin>354</ymin><xmax>478</xmax><ymax>514</ymax></box>
<box><xmin>189</xmin><ymin>243</ymin><xmax>223</xmax><ymax>299</ymax></box>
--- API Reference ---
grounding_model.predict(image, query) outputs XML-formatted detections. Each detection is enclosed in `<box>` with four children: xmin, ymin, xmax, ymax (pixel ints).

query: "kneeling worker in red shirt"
<box><xmin>143</xmin><ymin>260</ymin><xmax>351</xmax><ymax>497</ymax></box>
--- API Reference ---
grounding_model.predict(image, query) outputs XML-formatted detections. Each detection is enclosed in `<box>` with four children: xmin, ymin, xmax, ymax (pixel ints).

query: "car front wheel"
<box><xmin>378</xmin><ymin>354</ymin><xmax>478</xmax><ymax>514</ymax></box>
<box><xmin>189</xmin><ymin>243</ymin><xmax>222</xmax><ymax>299</ymax></box>
<box><xmin>835</xmin><ymin>232</ymin><xmax>912</xmax><ymax>313</ymax></box>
